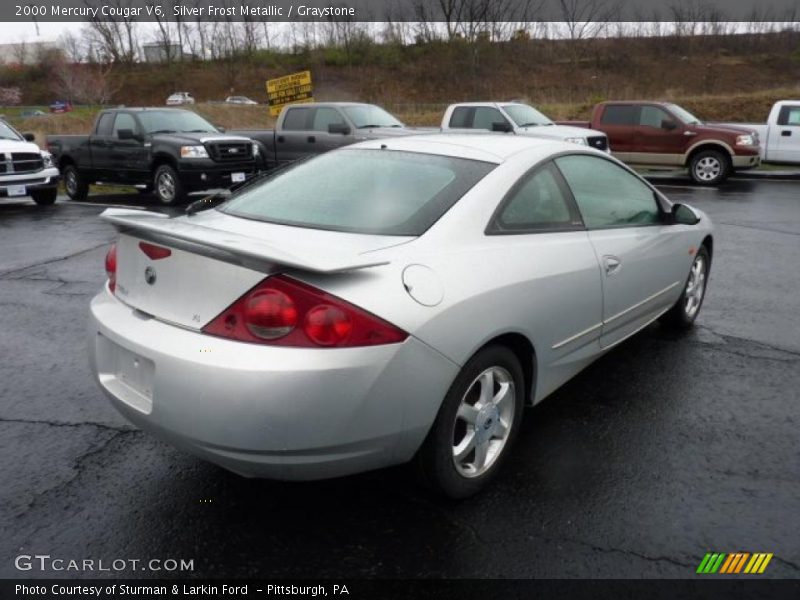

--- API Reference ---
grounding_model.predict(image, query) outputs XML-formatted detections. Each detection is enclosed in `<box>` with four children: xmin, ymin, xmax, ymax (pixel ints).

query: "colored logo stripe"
<box><xmin>698</xmin><ymin>552</ymin><xmax>773</xmax><ymax>574</ymax></box>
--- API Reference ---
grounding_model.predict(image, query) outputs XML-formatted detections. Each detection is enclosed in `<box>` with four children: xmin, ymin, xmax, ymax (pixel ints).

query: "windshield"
<box><xmin>342</xmin><ymin>105</ymin><xmax>404</xmax><ymax>129</ymax></box>
<box><xmin>221</xmin><ymin>149</ymin><xmax>495</xmax><ymax>236</ymax></box>
<box><xmin>0</xmin><ymin>120</ymin><xmax>23</xmax><ymax>141</ymax></box>
<box><xmin>668</xmin><ymin>104</ymin><xmax>702</xmax><ymax>125</ymax></box>
<box><xmin>502</xmin><ymin>104</ymin><xmax>553</xmax><ymax>127</ymax></box>
<box><xmin>138</xmin><ymin>110</ymin><xmax>216</xmax><ymax>134</ymax></box>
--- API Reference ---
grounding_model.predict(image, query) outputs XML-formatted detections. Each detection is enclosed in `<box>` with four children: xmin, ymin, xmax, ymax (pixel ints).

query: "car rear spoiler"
<box><xmin>100</xmin><ymin>208</ymin><xmax>390</xmax><ymax>274</ymax></box>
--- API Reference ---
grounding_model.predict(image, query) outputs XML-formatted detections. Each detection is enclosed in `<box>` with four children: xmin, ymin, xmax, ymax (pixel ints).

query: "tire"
<box><xmin>417</xmin><ymin>345</ymin><xmax>525</xmax><ymax>499</ymax></box>
<box><xmin>153</xmin><ymin>164</ymin><xmax>185</xmax><ymax>205</ymax></box>
<box><xmin>689</xmin><ymin>149</ymin><xmax>730</xmax><ymax>186</ymax></box>
<box><xmin>660</xmin><ymin>245</ymin><xmax>710</xmax><ymax>330</ymax></box>
<box><xmin>62</xmin><ymin>164</ymin><xmax>89</xmax><ymax>201</ymax></box>
<box><xmin>31</xmin><ymin>188</ymin><xmax>57</xmax><ymax>205</ymax></box>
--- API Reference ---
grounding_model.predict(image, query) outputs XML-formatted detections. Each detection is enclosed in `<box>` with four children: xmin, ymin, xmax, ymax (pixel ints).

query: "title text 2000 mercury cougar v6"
<box><xmin>89</xmin><ymin>135</ymin><xmax>713</xmax><ymax>498</ymax></box>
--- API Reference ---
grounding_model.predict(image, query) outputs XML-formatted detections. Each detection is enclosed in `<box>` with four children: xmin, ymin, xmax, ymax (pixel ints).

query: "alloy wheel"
<box><xmin>694</xmin><ymin>157</ymin><xmax>721</xmax><ymax>182</ymax></box>
<box><xmin>452</xmin><ymin>366</ymin><xmax>516</xmax><ymax>478</ymax></box>
<box><xmin>684</xmin><ymin>254</ymin><xmax>707</xmax><ymax>318</ymax></box>
<box><xmin>157</xmin><ymin>171</ymin><xmax>176</xmax><ymax>203</ymax></box>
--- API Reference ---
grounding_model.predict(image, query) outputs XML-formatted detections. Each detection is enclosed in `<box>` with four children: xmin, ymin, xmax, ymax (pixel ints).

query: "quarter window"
<box><xmin>95</xmin><ymin>113</ymin><xmax>114</xmax><ymax>136</ymax></box>
<box><xmin>555</xmin><ymin>155</ymin><xmax>661</xmax><ymax>228</ymax></box>
<box><xmin>282</xmin><ymin>108</ymin><xmax>310</xmax><ymax>131</ymax></box>
<box><xmin>449</xmin><ymin>107</ymin><xmax>471</xmax><ymax>128</ymax></box>
<box><xmin>491</xmin><ymin>164</ymin><xmax>578</xmax><ymax>232</ymax></box>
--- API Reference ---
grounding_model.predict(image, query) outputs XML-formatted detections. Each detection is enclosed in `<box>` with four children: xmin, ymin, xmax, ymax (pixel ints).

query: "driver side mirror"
<box><xmin>23</xmin><ymin>132</ymin><xmax>36</xmax><ymax>142</ymax></box>
<box><xmin>662</xmin><ymin>120</ymin><xmax>678</xmax><ymax>131</ymax></box>
<box><xmin>491</xmin><ymin>121</ymin><xmax>513</xmax><ymax>133</ymax></box>
<box><xmin>671</xmin><ymin>203</ymin><xmax>700</xmax><ymax>225</ymax></box>
<box><xmin>328</xmin><ymin>123</ymin><xmax>351</xmax><ymax>135</ymax></box>
<box><xmin>117</xmin><ymin>128</ymin><xmax>140</xmax><ymax>141</ymax></box>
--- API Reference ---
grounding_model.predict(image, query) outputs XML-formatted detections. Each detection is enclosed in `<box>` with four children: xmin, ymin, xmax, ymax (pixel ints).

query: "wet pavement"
<box><xmin>0</xmin><ymin>181</ymin><xmax>798</xmax><ymax>579</ymax></box>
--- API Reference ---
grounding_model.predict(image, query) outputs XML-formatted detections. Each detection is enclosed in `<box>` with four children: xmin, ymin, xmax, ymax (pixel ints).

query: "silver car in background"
<box><xmin>89</xmin><ymin>135</ymin><xmax>713</xmax><ymax>498</ymax></box>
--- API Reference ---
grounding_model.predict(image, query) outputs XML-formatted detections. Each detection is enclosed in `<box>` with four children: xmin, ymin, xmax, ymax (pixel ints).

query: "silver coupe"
<box><xmin>89</xmin><ymin>134</ymin><xmax>713</xmax><ymax>498</ymax></box>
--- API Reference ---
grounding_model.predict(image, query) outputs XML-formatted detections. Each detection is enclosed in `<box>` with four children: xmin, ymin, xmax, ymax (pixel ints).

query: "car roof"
<box><xmin>348</xmin><ymin>133</ymin><xmax>590</xmax><ymax>164</ymax></box>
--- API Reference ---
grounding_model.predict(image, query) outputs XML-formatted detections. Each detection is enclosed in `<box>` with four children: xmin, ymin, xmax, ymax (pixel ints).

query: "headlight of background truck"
<box><xmin>180</xmin><ymin>145</ymin><xmax>210</xmax><ymax>158</ymax></box>
<box><xmin>41</xmin><ymin>151</ymin><xmax>55</xmax><ymax>168</ymax></box>
<box><xmin>564</xmin><ymin>137</ymin><xmax>588</xmax><ymax>146</ymax></box>
<box><xmin>736</xmin><ymin>134</ymin><xmax>755</xmax><ymax>146</ymax></box>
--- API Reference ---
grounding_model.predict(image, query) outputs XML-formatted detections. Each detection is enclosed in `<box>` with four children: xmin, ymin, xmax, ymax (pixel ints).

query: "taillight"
<box><xmin>202</xmin><ymin>275</ymin><xmax>407</xmax><ymax>348</ymax></box>
<box><xmin>105</xmin><ymin>243</ymin><xmax>117</xmax><ymax>293</ymax></box>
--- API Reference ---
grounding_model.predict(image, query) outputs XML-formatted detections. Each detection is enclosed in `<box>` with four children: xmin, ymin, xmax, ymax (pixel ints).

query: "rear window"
<box><xmin>600</xmin><ymin>105</ymin><xmax>639</xmax><ymax>125</ymax></box>
<box><xmin>221</xmin><ymin>149</ymin><xmax>496</xmax><ymax>236</ymax></box>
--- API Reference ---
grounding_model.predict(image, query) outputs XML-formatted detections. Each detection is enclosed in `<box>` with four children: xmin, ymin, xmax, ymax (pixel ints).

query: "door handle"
<box><xmin>683</xmin><ymin>131</ymin><xmax>698</xmax><ymax>137</ymax></box>
<box><xmin>277</xmin><ymin>136</ymin><xmax>285</xmax><ymax>143</ymax></box>
<box><xmin>603</xmin><ymin>255</ymin><xmax>622</xmax><ymax>276</ymax></box>
<box><xmin>307</xmin><ymin>136</ymin><xmax>316</xmax><ymax>143</ymax></box>
<box><xmin>782</xmin><ymin>130</ymin><xmax>792</xmax><ymax>137</ymax></box>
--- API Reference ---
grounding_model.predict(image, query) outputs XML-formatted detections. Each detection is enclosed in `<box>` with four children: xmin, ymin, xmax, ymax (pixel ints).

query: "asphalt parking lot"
<box><xmin>0</xmin><ymin>179</ymin><xmax>798</xmax><ymax>579</ymax></box>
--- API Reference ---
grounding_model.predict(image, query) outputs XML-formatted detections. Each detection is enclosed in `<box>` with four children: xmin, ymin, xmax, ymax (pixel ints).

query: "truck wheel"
<box><xmin>63</xmin><ymin>165</ymin><xmax>89</xmax><ymax>201</ymax></box>
<box><xmin>154</xmin><ymin>165</ymin><xmax>185</xmax><ymax>205</ymax></box>
<box><xmin>689</xmin><ymin>150</ymin><xmax>730</xmax><ymax>186</ymax></box>
<box><xmin>31</xmin><ymin>188</ymin><xmax>57</xmax><ymax>205</ymax></box>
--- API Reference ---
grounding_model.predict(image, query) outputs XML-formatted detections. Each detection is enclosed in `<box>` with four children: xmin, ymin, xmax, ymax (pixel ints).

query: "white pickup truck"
<box><xmin>441</xmin><ymin>102</ymin><xmax>610</xmax><ymax>152</ymax></box>
<box><xmin>1</xmin><ymin>119</ymin><xmax>60</xmax><ymax>205</ymax></box>
<box><xmin>720</xmin><ymin>100</ymin><xmax>800</xmax><ymax>165</ymax></box>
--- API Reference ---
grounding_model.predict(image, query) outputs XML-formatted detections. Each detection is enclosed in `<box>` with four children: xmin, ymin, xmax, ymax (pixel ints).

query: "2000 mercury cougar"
<box><xmin>89</xmin><ymin>134</ymin><xmax>713</xmax><ymax>498</ymax></box>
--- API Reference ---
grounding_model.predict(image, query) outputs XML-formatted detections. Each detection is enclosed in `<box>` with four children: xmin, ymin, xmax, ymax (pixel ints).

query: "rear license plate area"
<box><xmin>96</xmin><ymin>334</ymin><xmax>155</xmax><ymax>414</ymax></box>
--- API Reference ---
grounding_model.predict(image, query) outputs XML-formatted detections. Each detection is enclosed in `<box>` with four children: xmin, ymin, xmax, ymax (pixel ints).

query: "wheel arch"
<box><xmin>150</xmin><ymin>153</ymin><xmax>177</xmax><ymax>172</ymax></box>
<box><xmin>684</xmin><ymin>142</ymin><xmax>733</xmax><ymax>167</ymax></box>
<box><xmin>474</xmin><ymin>332</ymin><xmax>537</xmax><ymax>406</ymax></box>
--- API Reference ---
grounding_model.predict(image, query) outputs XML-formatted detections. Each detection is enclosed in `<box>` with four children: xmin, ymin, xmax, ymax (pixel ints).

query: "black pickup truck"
<box><xmin>46</xmin><ymin>108</ymin><xmax>259</xmax><ymax>205</ymax></box>
<box><xmin>230</xmin><ymin>102</ymin><xmax>427</xmax><ymax>169</ymax></box>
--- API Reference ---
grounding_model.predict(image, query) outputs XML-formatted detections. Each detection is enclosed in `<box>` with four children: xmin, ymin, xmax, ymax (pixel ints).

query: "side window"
<box><xmin>282</xmin><ymin>108</ymin><xmax>310</xmax><ymax>131</ymax></box>
<box><xmin>555</xmin><ymin>155</ymin><xmax>661</xmax><ymax>229</ymax></box>
<box><xmin>491</xmin><ymin>163</ymin><xmax>578</xmax><ymax>232</ymax></box>
<box><xmin>112</xmin><ymin>113</ymin><xmax>137</xmax><ymax>136</ymax></box>
<box><xmin>639</xmin><ymin>106</ymin><xmax>670</xmax><ymax>128</ymax></box>
<box><xmin>449</xmin><ymin>107</ymin><xmax>472</xmax><ymax>128</ymax></box>
<box><xmin>311</xmin><ymin>107</ymin><xmax>346</xmax><ymax>132</ymax></box>
<box><xmin>473</xmin><ymin>107</ymin><xmax>509</xmax><ymax>130</ymax></box>
<box><xmin>95</xmin><ymin>113</ymin><xmax>114</xmax><ymax>136</ymax></box>
<box><xmin>778</xmin><ymin>105</ymin><xmax>800</xmax><ymax>126</ymax></box>
<box><xmin>600</xmin><ymin>105</ymin><xmax>639</xmax><ymax>125</ymax></box>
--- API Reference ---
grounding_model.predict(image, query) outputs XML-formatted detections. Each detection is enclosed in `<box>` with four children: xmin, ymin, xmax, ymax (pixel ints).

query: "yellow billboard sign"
<box><xmin>266</xmin><ymin>71</ymin><xmax>314</xmax><ymax>117</ymax></box>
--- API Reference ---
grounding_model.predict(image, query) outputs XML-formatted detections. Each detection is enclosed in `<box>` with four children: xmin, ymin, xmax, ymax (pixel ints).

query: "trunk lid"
<box><xmin>102</xmin><ymin>208</ymin><xmax>410</xmax><ymax>330</ymax></box>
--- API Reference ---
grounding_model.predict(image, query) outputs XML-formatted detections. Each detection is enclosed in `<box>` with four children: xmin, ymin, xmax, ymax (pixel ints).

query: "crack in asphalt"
<box><xmin>411</xmin><ymin>495</ymin><xmax>694</xmax><ymax>571</ymax></box>
<box><xmin>773</xmin><ymin>556</ymin><xmax>800</xmax><ymax>572</ymax></box>
<box><xmin>687</xmin><ymin>327</ymin><xmax>800</xmax><ymax>362</ymax></box>
<box><xmin>8</xmin><ymin>429</ymin><xmax>141</xmax><ymax>522</ymax></box>
<box><xmin>0</xmin><ymin>417</ymin><xmax>136</xmax><ymax>433</ymax></box>
<box><xmin>718</xmin><ymin>221</ymin><xmax>800</xmax><ymax>237</ymax></box>
<box><xmin>0</xmin><ymin>242</ymin><xmax>109</xmax><ymax>280</ymax></box>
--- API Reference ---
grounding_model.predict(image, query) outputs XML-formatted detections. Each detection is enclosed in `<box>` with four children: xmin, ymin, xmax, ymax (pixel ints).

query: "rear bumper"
<box><xmin>178</xmin><ymin>161</ymin><xmax>258</xmax><ymax>190</ymax></box>
<box><xmin>88</xmin><ymin>289</ymin><xmax>459</xmax><ymax>480</ymax></box>
<box><xmin>0</xmin><ymin>169</ymin><xmax>60</xmax><ymax>197</ymax></box>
